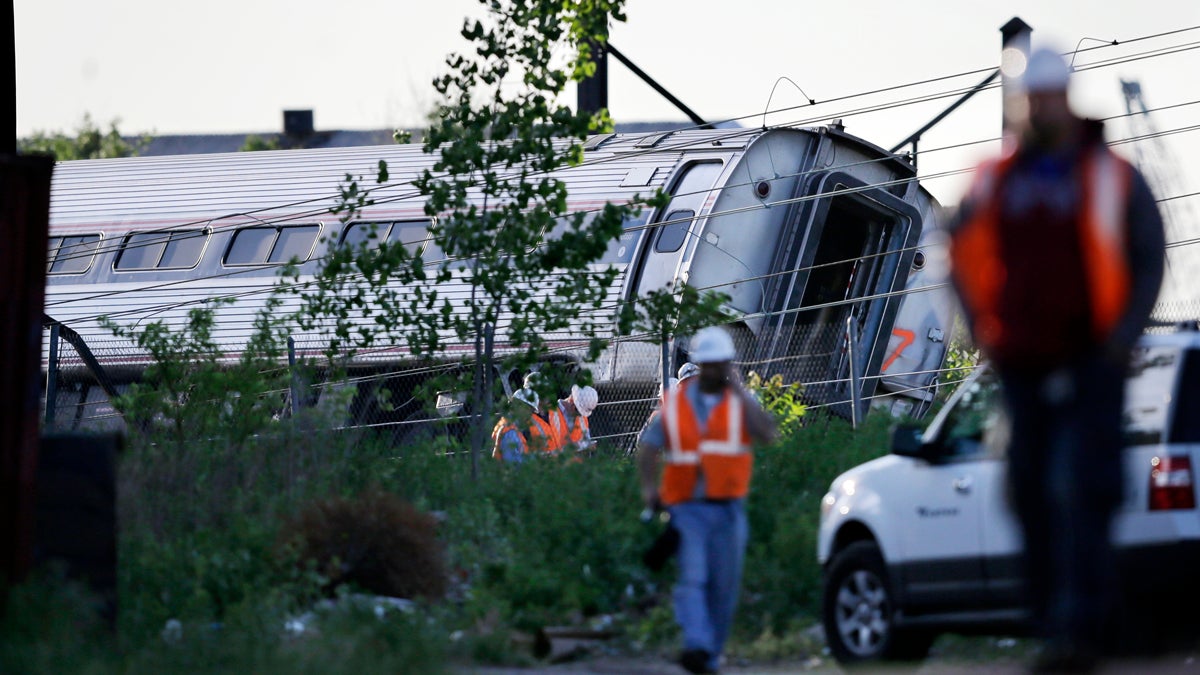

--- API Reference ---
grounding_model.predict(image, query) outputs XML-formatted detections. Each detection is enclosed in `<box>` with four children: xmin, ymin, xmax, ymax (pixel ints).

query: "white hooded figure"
<box><xmin>552</xmin><ymin>384</ymin><xmax>598</xmax><ymax>453</ymax></box>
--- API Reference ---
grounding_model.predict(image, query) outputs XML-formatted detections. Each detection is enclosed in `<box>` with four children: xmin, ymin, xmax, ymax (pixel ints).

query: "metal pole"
<box><xmin>661</xmin><ymin>329</ymin><xmax>671</xmax><ymax>396</ymax></box>
<box><xmin>847</xmin><ymin>316</ymin><xmax>861</xmax><ymax>429</ymax></box>
<box><xmin>287</xmin><ymin>336</ymin><xmax>299</xmax><ymax>416</ymax></box>
<box><xmin>888</xmin><ymin>69</ymin><xmax>1000</xmax><ymax>156</ymax></box>
<box><xmin>44</xmin><ymin>323</ymin><xmax>60</xmax><ymax>428</ymax></box>
<box><xmin>607</xmin><ymin>44</ymin><xmax>713</xmax><ymax>130</ymax></box>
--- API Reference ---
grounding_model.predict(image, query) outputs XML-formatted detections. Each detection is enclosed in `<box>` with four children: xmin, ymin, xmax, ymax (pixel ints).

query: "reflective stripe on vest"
<box><xmin>528</xmin><ymin>415</ymin><xmax>558</xmax><ymax>453</ymax></box>
<box><xmin>950</xmin><ymin>147</ymin><xmax>1133</xmax><ymax>351</ymax></box>
<box><xmin>492</xmin><ymin>420</ymin><xmax>528</xmax><ymax>460</ymax></box>
<box><xmin>658</xmin><ymin>380</ymin><xmax>753</xmax><ymax>505</ymax></box>
<box><xmin>549</xmin><ymin>405</ymin><xmax>589</xmax><ymax>449</ymax></box>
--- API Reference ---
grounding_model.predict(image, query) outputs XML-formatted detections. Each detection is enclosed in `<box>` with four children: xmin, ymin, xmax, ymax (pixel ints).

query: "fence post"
<box><xmin>287</xmin><ymin>336</ymin><xmax>300</xmax><ymax>416</ymax></box>
<box><xmin>44</xmin><ymin>322</ymin><xmax>60</xmax><ymax>429</ymax></box>
<box><xmin>660</xmin><ymin>327</ymin><xmax>671</xmax><ymax>396</ymax></box>
<box><xmin>847</xmin><ymin>316</ymin><xmax>861</xmax><ymax>429</ymax></box>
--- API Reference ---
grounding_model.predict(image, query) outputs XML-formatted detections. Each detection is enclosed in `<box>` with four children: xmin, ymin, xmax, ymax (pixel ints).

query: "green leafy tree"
<box><xmin>936</xmin><ymin>315</ymin><xmax>980</xmax><ymax>401</ymax></box>
<box><xmin>745</xmin><ymin>371</ymin><xmax>807</xmax><ymax>437</ymax></box>
<box><xmin>294</xmin><ymin>0</ymin><xmax>730</xmax><ymax>477</ymax></box>
<box><xmin>100</xmin><ymin>299</ymin><xmax>289</xmax><ymax>452</ymax></box>
<box><xmin>19</xmin><ymin>113</ymin><xmax>148</xmax><ymax>160</ymax></box>
<box><xmin>239</xmin><ymin>134</ymin><xmax>281</xmax><ymax>152</ymax></box>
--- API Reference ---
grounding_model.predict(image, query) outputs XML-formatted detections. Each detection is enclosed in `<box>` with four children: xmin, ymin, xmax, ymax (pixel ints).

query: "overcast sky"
<box><xmin>15</xmin><ymin>0</ymin><xmax>1200</xmax><ymax>207</ymax></box>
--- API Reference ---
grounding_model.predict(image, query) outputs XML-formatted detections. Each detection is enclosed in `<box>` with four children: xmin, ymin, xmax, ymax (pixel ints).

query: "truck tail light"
<box><xmin>1149</xmin><ymin>455</ymin><xmax>1196</xmax><ymax>511</ymax></box>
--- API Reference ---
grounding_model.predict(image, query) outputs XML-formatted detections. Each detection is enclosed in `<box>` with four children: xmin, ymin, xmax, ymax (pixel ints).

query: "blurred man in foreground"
<box><xmin>949</xmin><ymin>46</ymin><xmax>1164</xmax><ymax>672</ymax></box>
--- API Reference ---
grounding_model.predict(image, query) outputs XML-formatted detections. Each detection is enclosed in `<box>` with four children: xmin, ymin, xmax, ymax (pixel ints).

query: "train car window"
<box><xmin>386</xmin><ymin>222</ymin><xmax>431</xmax><ymax>257</ymax></box>
<box><xmin>535</xmin><ymin>213</ymin><xmax>591</xmax><ymax>252</ymax></box>
<box><xmin>159</xmin><ymin>231</ymin><xmax>207</xmax><ymax>268</ymax></box>
<box><xmin>225</xmin><ymin>225</ymin><xmax>319</xmax><ymax>266</ymax></box>
<box><xmin>47</xmin><ymin>235</ymin><xmax>101</xmax><ymax>274</ymax></box>
<box><xmin>528</xmin><ymin>211</ymin><xmax>647</xmax><ymax>264</ymax></box>
<box><xmin>116</xmin><ymin>233</ymin><xmax>166</xmax><ymax>269</ymax></box>
<box><xmin>116</xmin><ymin>231</ymin><xmax>207</xmax><ymax>270</ymax></box>
<box><xmin>601</xmin><ymin>212</ymin><xmax>649</xmax><ymax>264</ymax></box>
<box><xmin>423</xmin><ymin>241</ymin><xmax>447</xmax><ymax>264</ymax></box>
<box><xmin>654</xmin><ymin>209</ymin><xmax>694</xmax><ymax>253</ymax></box>
<box><xmin>226</xmin><ymin>228</ymin><xmax>277</xmax><ymax>265</ymax></box>
<box><xmin>341</xmin><ymin>222</ymin><xmax>388</xmax><ymax>249</ymax></box>
<box><xmin>269</xmin><ymin>226</ymin><xmax>320</xmax><ymax>263</ymax></box>
<box><xmin>542</xmin><ymin>217</ymin><xmax>572</xmax><ymax>243</ymax></box>
<box><xmin>342</xmin><ymin>221</ymin><xmax>431</xmax><ymax>258</ymax></box>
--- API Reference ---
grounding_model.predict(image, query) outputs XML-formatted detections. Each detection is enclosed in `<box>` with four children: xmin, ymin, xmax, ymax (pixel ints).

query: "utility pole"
<box><xmin>3</xmin><ymin>0</ymin><xmax>13</xmax><ymax>154</ymax></box>
<box><xmin>577</xmin><ymin>39</ymin><xmax>609</xmax><ymax>119</ymax></box>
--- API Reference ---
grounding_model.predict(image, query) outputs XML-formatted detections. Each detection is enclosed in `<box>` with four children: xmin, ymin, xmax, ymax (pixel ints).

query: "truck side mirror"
<box><xmin>890</xmin><ymin>425</ymin><xmax>928</xmax><ymax>458</ymax></box>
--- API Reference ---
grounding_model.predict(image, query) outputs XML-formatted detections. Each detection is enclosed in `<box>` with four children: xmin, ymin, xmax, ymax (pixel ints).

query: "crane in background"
<box><xmin>1121</xmin><ymin>79</ymin><xmax>1200</xmax><ymax>315</ymax></box>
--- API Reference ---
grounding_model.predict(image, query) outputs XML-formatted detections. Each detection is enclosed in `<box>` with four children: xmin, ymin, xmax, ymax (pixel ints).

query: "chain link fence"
<box><xmin>41</xmin><ymin>312</ymin><xmax>909</xmax><ymax>455</ymax></box>
<box><xmin>41</xmin><ymin>320</ymin><xmax>130</xmax><ymax>434</ymax></box>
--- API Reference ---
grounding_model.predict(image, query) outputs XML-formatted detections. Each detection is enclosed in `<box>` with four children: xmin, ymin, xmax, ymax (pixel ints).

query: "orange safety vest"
<box><xmin>950</xmin><ymin>146</ymin><xmax>1133</xmax><ymax>354</ymax></box>
<box><xmin>658</xmin><ymin>380</ymin><xmax>754</xmax><ymax>506</ymax></box>
<box><xmin>491</xmin><ymin>414</ymin><xmax>557</xmax><ymax>460</ymax></box>
<box><xmin>548</xmin><ymin>403</ymin><xmax>589</xmax><ymax>450</ymax></box>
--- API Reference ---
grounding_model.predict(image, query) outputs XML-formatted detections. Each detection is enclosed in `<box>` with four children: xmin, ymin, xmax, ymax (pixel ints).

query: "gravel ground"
<box><xmin>460</xmin><ymin>645</ymin><xmax>1200</xmax><ymax>674</ymax></box>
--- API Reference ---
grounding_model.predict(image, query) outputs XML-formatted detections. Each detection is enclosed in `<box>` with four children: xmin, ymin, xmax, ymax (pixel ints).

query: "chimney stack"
<box><xmin>1000</xmin><ymin>17</ymin><xmax>1032</xmax><ymax>148</ymax></box>
<box><xmin>283</xmin><ymin>109</ymin><xmax>314</xmax><ymax>137</ymax></box>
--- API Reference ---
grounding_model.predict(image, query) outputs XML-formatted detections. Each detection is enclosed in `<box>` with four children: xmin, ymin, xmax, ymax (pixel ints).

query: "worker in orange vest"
<box><xmin>491</xmin><ymin>387</ymin><xmax>557</xmax><ymax>462</ymax></box>
<box><xmin>949</xmin><ymin>46</ymin><xmax>1164</xmax><ymax>671</ymax></box>
<box><xmin>636</xmin><ymin>326</ymin><xmax>777</xmax><ymax>675</ymax></box>
<box><xmin>548</xmin><ymin>385</ymin><xmax>598</xmax><ymax>454</ymax></box>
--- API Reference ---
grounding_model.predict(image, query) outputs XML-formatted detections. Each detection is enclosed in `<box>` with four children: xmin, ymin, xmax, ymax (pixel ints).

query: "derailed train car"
<box><xmin>42</xmin><ymin>125</ymin><xmax>956</xmax><ymax>441</ymax></box>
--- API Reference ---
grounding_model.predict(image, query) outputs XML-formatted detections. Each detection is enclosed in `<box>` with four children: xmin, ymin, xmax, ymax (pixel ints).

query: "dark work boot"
<box><xmin>679</xmin><ymin>648</ymin><xmax>716</xmax><ymax>674</ymax></box>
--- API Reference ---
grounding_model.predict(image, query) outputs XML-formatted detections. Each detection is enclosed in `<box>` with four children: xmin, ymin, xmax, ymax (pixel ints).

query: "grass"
<box><xmin>2</xmin><ymin>404</ymin><xmax>903</xmax><ymax>673</ymax></box>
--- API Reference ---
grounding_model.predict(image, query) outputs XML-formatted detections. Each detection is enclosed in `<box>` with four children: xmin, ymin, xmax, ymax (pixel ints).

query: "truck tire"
<box><xmin>822</xmin><ymin>541</ymin><xmax>933</xmax><ymax>664</ymax></box>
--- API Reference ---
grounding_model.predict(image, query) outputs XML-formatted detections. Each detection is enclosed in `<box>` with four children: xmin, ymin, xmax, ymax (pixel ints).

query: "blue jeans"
<box><xmin>668</xmin><ymin>499</ymin><xmax>748</xmax><ymax>671</ymax></box>
<box><xmin>999</xmin><ymin>354</ymin><xmax>1125</xmax><ymax>650</ymax></box>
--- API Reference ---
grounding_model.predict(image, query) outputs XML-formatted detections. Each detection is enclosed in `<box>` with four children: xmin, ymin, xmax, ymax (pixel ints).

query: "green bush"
<box><xmin>0</xmin><ymin>569</ymin><xmax>114</xmax><ymax>675</ymax></box>
<box><xmin>741</xmin><ymin>413</ymin><xmax>892</xmax><ymax>637</ymax></box>
<box><xmin>13</xmin><ymin>313</ymin><xmax>910</xmax><ymax>673</ymax></box>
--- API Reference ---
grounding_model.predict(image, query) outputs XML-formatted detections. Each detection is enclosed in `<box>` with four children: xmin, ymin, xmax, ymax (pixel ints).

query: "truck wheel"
<box><xmin>822</xmin><ymin>541</ymin><xmax>933</xmax><ymax>664</ymax></box>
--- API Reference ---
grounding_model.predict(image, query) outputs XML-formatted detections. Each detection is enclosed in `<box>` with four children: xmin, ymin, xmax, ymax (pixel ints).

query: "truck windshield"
<box><xmin>1124</xmin><ymin>345</ymin><xmax>1181</xmax><ymax>445</ymax></box>
<box><xmin>1168</xmin><ymin>349</ymin><xmax>1200</xmax><ymax>443</ymax></box>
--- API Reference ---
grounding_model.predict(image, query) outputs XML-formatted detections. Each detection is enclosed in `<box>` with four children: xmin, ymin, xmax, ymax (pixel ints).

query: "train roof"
<box><xmin>47</xmin><ymin>126</ymin><xmax>925</xmax><ymax>233</ymax></box>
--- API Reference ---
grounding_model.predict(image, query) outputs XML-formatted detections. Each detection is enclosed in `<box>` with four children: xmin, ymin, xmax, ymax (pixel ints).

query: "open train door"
<box><xmin>757</xmin><ymin>171</ymin><xmax>922</xmax><ymax>420</ymax></box>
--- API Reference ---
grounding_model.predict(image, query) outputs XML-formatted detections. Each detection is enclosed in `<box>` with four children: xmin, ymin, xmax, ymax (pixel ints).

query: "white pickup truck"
<box><xmin>816</xmin><ymin>330</ymin><xmax>1200</xmax><ymax>664</ymax></box>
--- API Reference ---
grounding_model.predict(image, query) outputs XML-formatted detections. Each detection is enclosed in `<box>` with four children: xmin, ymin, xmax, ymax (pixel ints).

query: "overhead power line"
<box><xmin>41</xmin><ymin>26</ymin><xmax>1200</xmax><ymax>327</ymax></box>
<box><xmin>48</xmin><ymin>114</ymin><xmax>1200</xmax><ymax>328</ymax></box>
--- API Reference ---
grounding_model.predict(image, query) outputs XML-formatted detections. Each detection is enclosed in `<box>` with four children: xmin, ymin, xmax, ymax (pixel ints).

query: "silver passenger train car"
<box><xmin>43</xmin><ymin>125</ymin><xmax>956</xmax><ymax>439</ymax></box>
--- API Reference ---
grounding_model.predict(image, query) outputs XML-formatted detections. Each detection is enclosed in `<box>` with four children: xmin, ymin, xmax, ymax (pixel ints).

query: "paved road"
<box><xmin>463</xmin><ymin>652</ymin><xmax>1200</xmax><ymax>674</ymax></box>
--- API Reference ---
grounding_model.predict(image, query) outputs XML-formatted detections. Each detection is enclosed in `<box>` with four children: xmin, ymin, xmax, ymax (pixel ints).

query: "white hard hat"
<box><xmin>571</xmin><ymin>385</ymin><xmax>599</xmax><ymax>417</ymax></box>
<box><xmin>1019</xmin><ymin>47</ymin><xmax>1071</xmax><ymax>93</ymax></box>
<box><xmin>512</xmin><ymin>387</ymin><xmax>539</xmax><ymax>411</ymax></box>
<box><xmin>523</xmin><ymin>371</ymin><xmax>541</xmax><ymax>389</ymax></box>
<box><xmin>689</xmin><ymin>326</ymin><xmax>736</xmax><ymax>364</ymax></box>
<box><xmin>677</xmin><ymin>362</ymin><xmax>700</xmax><ymax>381</ymax></box>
